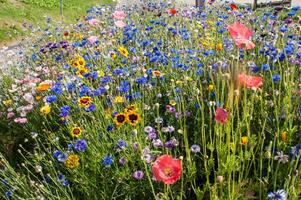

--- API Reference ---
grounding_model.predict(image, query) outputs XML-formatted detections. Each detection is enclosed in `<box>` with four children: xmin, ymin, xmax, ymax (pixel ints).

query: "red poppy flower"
<box><xmin>230</xmin><ymin>3</ymin><xmax>237</xmax><ymax>10</ymax></box>
<box><xmin>169</xmin><ymin>8</ymin><xmax>177</xmax><ymax>15</ymax></box>
<box><xmin>152</xmin><ymin>155</ymin><xmax>182</xmax><ymax>185</ymax></box>
<box><xmin>215</xmin><ymin>107</ymin><xmax>229</xmax><ymax>124</ymax></box>
<box><xmin>228</xmin><ymin>22</ymin><xmax>255</xmax><ymax>50</ymax></box>
<box><xmin>238</xmin><ymin>74</ymin><xmax>263</xmax><ymax>89</ymax></box>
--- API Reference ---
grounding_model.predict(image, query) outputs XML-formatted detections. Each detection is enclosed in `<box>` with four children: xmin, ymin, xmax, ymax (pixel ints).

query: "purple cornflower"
<box><xmin>74</xmin><ymin>139</ymin><xmax>87</xmax><ymax>152</ymax></box>
<box><xmin>190</xmin><ymin>145</ymin><xmax>201</xmax><ymax>153</ymax></box>
<box><xmin>132</xmin><ymin>171</ymin><xmax>144</xmax><ymax>180</ymax></box>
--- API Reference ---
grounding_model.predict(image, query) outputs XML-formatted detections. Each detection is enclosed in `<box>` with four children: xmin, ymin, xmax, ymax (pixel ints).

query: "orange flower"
<box><xmin>36</xmin><ymin>82</ymin><xmax>51</xmax><ymax>92</ymax></box>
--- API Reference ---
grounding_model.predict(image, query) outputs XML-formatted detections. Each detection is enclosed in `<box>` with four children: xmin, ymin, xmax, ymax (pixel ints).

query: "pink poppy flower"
<box><xmin>215</xmin><ymin>107</ymin><xmax>229</xmax><ymax>124</ymax></box>
<box><xmin>87</xmin><ymin>36</ymin><xmax>99</xmax><ymax>44</ymax></box>
<box><xmin>113</xmin><ymin>10</ymin><xmax>127</xmax><ymax>20</ymax></box>
<box><xmin>14</xmin><ymin>117</ymin><xmax>28</xmax><ymax>124</ymax></box>
<box><xmin>114</xmin><ymin>20</ymin><xmax>126</xmax><ymax>28</ymax></box>
<box><xmin>238</xmin><ymin>74</ymin><xmax>263</xmax><ymax>89</ymax></box>
<box><xmin>228</xmin><ymin>22</ymin><xmax>255</xmax><ymax>50</ymax></box>
<box><xmin>152</xmin><ymin>155</ymin><xmax>182</xmax><ymax>185</ymax></box>
<box><xmin>88</xmin><ymin>19</ymin><xmax>99</xmax><ymax>26</ymax></box>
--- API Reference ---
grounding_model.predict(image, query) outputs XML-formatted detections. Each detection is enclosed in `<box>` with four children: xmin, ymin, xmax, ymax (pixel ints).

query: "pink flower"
<box><xmin>113</xmin><ymin>10</ymin><xmax>127</xmax><ymax>20</ymax></box>
<box><xmin>14</xmin><ymin>117</ymin><xmax>28</xmax><ymax>124</ymax></box>
<box><xmin>87</xmin><ymin>36</ymin><xmax>99</xmax><ymax>44</ymax></box>
<box><xmin>23</xmin><ymin>93</ymin><xmax>34</xmax><ymax>104</ymax></box>
<box><xmin>152</xmin><ymin>155</ymin><xmax>182</xmax><ymax>185</ymax></box>
<box><xmin>228</xmin><ymin>22</ymin><xmax>255</xmax><ymax>50</ymax></box>
<box><xmin>215</xmin><ymin>107</ymin><xmax>229</xmax><ymax>124</ymax></box>
<box><xmin>88</xmin><ymin>19</ymin><xmax>99</xmax><ymax>26</ymax></box>
<box><xmin>238</xmin><ymin>74</ymin><xmax>263</xmax><ymax>89</ymax></box>
<box><xmin>114</xmin><ymin>20</ymin><xmax>126</xmax><ymax>28</ymax></box>
<box><xmin>7</xmin><ymin>112</ymin><xmax>15</xmax><ymax>119</ymax></box>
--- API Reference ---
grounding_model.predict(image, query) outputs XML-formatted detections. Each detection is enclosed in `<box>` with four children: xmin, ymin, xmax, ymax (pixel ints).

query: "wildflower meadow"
<box><xmin>0</xmin><ymin>1</ymin><xmax>300</xmax><ymax>199</ymax></box>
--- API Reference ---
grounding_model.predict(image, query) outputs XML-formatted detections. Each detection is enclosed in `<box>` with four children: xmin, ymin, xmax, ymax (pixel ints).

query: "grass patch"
<box><xmin>0</xmin><ymin>0</ymin><xmax>113</xmax><ymax>44</ymax></box>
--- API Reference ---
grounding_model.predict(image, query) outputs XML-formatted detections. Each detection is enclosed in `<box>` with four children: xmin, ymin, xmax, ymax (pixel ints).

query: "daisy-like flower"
<box><xmin>70</xmin><ymin>127</ymin><xmax>82</xmax><ymax>138</ymax></box>
<box><xmin>126</xmin><ymin>111</ymin><xmax>140</xmax><ymax>126</ymax></box>
<box><xmin>118</xmin><ymin>46</ymin><xmax>129</xmax><ymax>57</ymax></box>
<box><xmin>64</xmin><ymin>154</ymin><xmax>80</xmax><ymax>169</ymax></box>
<box><xmin>76</xmin><ymin>66</ymin><xmax>89</xmax><ymax>78</ymax></box>
<box><xmin>267</xmin><ymin>189</ymin><xmax>287</xmax><ymax>200</ymax></box>
<box><xmin>114</xmin><ymin>113</ymin><xmax>127</xmax><ymax>127</ymax></box>
<box><xmin>78</xmin><ymin>96</ymin><xmax>93</xmax><ymax>108</ymax></box>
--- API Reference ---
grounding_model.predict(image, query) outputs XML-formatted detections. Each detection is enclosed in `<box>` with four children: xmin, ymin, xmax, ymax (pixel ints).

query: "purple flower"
<box><xmin>148</xmin><ymin>131</ymin><xmax>157</xmax><ymax>140</ymax></box>
<box><xmin>74</xmin><ymin>139</ymin><xmax>87</xmax><ymax>152</ymax></box>
<box><xmin>116</xmin><ymin>139</ymin><xmax>126</xmax><ymax>150</ymax></box>
<box><xmin>190</xmin><ymin>144</ymin><xmax>201</xmax><ymax>153</ymax></box>
<box><xmin>132</xmin><ymin>170</ymin><xmax>144</xmax><ymax>180</ymax></box>
<box><xmin>118</xmin><ymin>157</ymin><xmax>127</xmax><ymax>165</ymax></box>
<box><xmin>152</xmin><ymin>139</ymin><xmax>163</xmax><ymax>148</ymax></box>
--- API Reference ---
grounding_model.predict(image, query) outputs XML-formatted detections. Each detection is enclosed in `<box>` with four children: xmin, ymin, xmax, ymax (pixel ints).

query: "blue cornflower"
<box><xmin>5</xmin><ymin>191</ymin><xmax>12</xmax><ymax>198</ymax></box>
<box><xmin>290</xmin><ymin>144</ymin><xmax>301</xmax><ymax>161</ymax></box>
<box><xmin>267</xmin><ymin>189</ymin><xmax>287</xmax><ymax>200</ymax></box>
<box><xmin>45</xmin><ymin>95</ymin><xmax>57</xmax><ymax>103</ymax></box>
<box><xmin>106</xmin><ymin>125</ymin><xmax>113</xmax><ymax>132</ymax></box>
<box><xmin>272</xmin><ymin>74</ymin><xmax>281</xmax><ymax>83</ymax></box>
<box><xmin>59</xmin><ymin>105</ymin><xmax>70</xmax><ymax>117</ymax></box>
<box><xmin>119</xmin><ymin>80</ymin><xmax>130</xmax><ymax>93</ymax></box>
<box><xmin>102</xmin><ymin>155</ymin><xmax>113</xmax><ymax>166</ymax></box>
<box><xmin>74</xmin><ymin>139</ymin><xmax>87</xmax><ymax>152</ymax></box>
<box><xmin>63</xmin><ymin>180</ymin><xmax>70</xmax><ymax>187</ymax></box>
<box><xmin>84</xmin><ymin>103</ymin><xmax>96</xmax><ymax>112</ymax></box>
<box><xmin>66</xmin><ymin>82</ymin><xmax>76</xmax><ymax>92</ymax></box>
<box><xmin>261</xmin><ymin>64</ymin><xmax>270</xmax><ymax>71</ymax></box>
<box><xmin>116</xmin><ymin>139</ymin><xmax>126</xmax><ymax>149</ymax></box>
<box><xmin>100</xmin><ymin>76</ymin><xmax>111</xmax><ymax>84</ymax></box>
<box><xmin>136</xmin><ymin>77</ymin><xmax>147</xmax><ymax>85</ymax></box>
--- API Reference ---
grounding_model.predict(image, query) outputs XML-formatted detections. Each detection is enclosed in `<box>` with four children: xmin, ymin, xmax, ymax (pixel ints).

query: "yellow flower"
<box><xmin>110</xmin><ymin>52</ymin><xmax>117</xmax><ymax>59</ymax></box>
<box><xmin>241</xmin><ymin>136</ymin><xmax>248</xmax><ymax>145</ymax></box>
<box><xmin>40</xmin><ymin>104</ymin><xmax>51</xmax><ymax>115</ymax></box>
<box><xmin>169</xmin><ymin>100</ymin><xmax>177</xmax><ymax>106</ymax></box>
<box><xmin>35</xmin><ymin>96</ymin><xmax>42</xmax><ymax>101</ymax></box>
<box><xmin>78</xmin><ymin>96</ymin><xmax>93</xmax><ymax>107</ymax></box>
<box><xmin>118</xmin><ymin>46</ymin><xmax>129</xmax><ymax>57</ymax></box>
<box><xmin>124</xmin><ymin>105</ymin><xmax>138</xmax><ymax>113</ymax></box>
<box><xmin>216</xmin><ymin>43</ymin><xmax>223</xmax><ymax>51</ymax></box>
<box><xmin>126</xmin><ymin>111</ymin><xmax>140</xmax><ymax>126</ymax></box>
<box><xmin>64</xmin><ymin>154</ymin><xmax>80</xmax><ymax>169</ymax></box>
<box><xmin>113</xmin><ymin>113</ymin><xmax>127</xmax><ymax>127</ymax></box>
<box><xmin>281</xmin><ymin>131</ymin><xmax>287</xmax><ymax>142</ymax></box>
<box><xmin>114</xmin><ymin>96</ymin><xmax>125</xmax><ymax>104</ymax></box>
<box><xmin>176</xmin><ymin>80</ymin><xmax>183</xmax><ymax>85</ymax></box>
<box><xmin>184</xmin><ymin>76</ymin><xmax>193</xmax><ymax>81</ymax></box>
<box><xmin>3</xmin><ymin>100</ymin><xmax>12</xmax><ymax>106</ymax></box>
<box><xmin>70</xmin><ymin>127</ymin><xmax>82</xmax><ymax>137</ymax></box>
<box><xmin>76</xmin><ymin>66</ymin><xmax>89</xmax><ymax>78</ymax></box>
<box><xmin>208</xmin><ymin>84</ymin><xmax>214</xmax><ymax>91</ymax></box>
<box><xmin>77</xmin><ymin>56</ymin><xmax>86</xmax><ymax>67</ymax></box>
<box><xmin>97</xmin><ymin>70</ymin><xmax>105</xmax><ymax>77</ymax></box>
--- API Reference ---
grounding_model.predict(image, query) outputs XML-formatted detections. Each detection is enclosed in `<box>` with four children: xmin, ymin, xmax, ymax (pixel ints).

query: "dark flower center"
<box><xmin>117</xmin><ymin>115</ymin><xmax>126</xmax><ymax>123</ymax></box>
